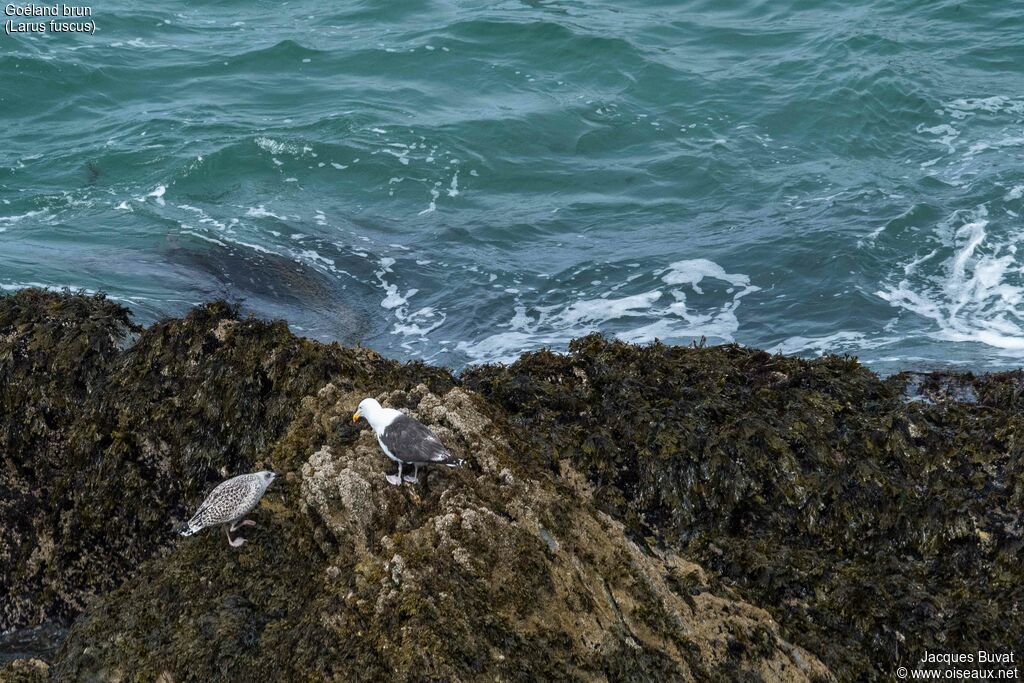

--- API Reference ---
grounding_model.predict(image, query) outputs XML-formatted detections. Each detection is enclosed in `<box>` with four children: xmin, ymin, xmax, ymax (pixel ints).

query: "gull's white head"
<box><xmin>353</xmin><ymin>398</ymin><xmax>384</xmax><ymax>426</ymax></box>
<box><xmin>256</xmin><ymin>470</ymin><xmax>276</xmax><ymax>490</ymax></box>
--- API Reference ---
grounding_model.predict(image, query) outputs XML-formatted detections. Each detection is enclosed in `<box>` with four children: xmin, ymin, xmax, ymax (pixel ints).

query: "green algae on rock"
<box><xmin>53</xmin><ymin>383</ymin><xmax>827</xmax><ymax>681</ymax></box>
<box><xmin>0</xmin><ymin>658</ymin><xmax>49</xmax><ymax>683</ymax></box>
<box><xmin>463</xmin><ymin>335</ymin><xmax>1024</xmax><ymax>680</ymax></box>
<box><xmin>2</xmin><ymin>290</ymin><xmax>827</xmax><ymax>681</ymax></box>
<box><xmin>3</xmin><ymin>290</ymin><xmax>1020</xmax><ymax>681</ymax></box>
<box><xmin>0</xmin><ymin>289</ymin><xmax>443</xmax><ymax>635</ymax></box>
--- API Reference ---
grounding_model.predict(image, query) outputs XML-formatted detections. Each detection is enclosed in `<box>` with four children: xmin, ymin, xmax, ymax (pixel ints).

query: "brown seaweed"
<box><xmin>2</xmin><ymin>290</ymin><xmax>1020</xmax><ymax>681</ymax></box>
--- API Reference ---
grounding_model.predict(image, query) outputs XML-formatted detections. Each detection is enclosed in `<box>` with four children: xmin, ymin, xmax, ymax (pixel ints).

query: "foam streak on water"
<box><xmin>878</xmin><ymin>206</ymin><xmax>1024</xmax><ymax>352</ymax></box>
<box><xmin>456</xmin><ymin>259</ymin><xmax>758</xmax><ymax>364</ymax></box>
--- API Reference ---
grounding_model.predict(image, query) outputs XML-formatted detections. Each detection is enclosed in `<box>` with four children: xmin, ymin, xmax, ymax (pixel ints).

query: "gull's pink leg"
<box><xmin>385</xmin><ymin>462</ymin><xmax>404</xmax><ymax>486</ymax></box>
<box><xmin>230</xmin><ymin>519</ymin><xmax>257</xmax><ymax>532</ymax></box>
<box><xmin>226</xmin><ymin>526</ymin><xmax>247</xmax><ymax>547</ymax></box>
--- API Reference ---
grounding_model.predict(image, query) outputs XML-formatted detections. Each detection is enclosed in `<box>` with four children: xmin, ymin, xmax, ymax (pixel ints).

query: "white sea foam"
<box><xmin>381</xmin><ymin>148</ymin><xmax>410</xmax><ymax>165</ymax></box>
<box><xmin>418</xmin><ymin>187</ymin><xmax>439</xmax><ymax>215</ymax></box>
<box><xmin>965</xmin><ymin>135</ymin><xmax>1024</xmax><ymax>158</ymax></box>
<box><xmin>181</xmin><ymin>229</ymin><xmax>227</xmax><ymax>247</ymax></box>
<box><xmin>176</xmin><ymin>205</ymin><xmax>231</xmax><ymax>233</ymax></box>
<box><xmin>876</xmin><ymin>205</ymin><xmax>1024</xmax><ymax>351</ymax></box>
<box><xmin>246</xmin><ymin>205</ymin><xmax>286</xmax><ymax>220</ymax></box>
<box><xmin>229</xmin><ymin>239</ymin><xmax>274</xmax><ymax>255</ymax></box>
<box><xmin>393</xmin><ymin>306</ymin><xmax>447</xmax><ymax>339</ymax></box>
<box><xmin>555</xmin><ymin>291</ymin><xmax>662</xmax><ymax>326</ymax></box>
<box><xmin>296</xmin><ymin>249</ymin><xmax>335</xmax><ymax>268</ymax></box>
<box><xmin>917</xmin><ymin>123</ymin><xmax>959</xmax><ymax>152</ymax></box>
<box><xmin>770</xmin><ymin>331</ymin><xmax>898</xmax><ymax>357</ymax></box>
<box><xmin>255</xmin><ymin>137</ymin><xmax>301</xmax><ymax>155</ymax></box>
<box><xmin>147</xmin><ymin>185</ymin><xmax>166</xmax><ymax>206</ymax></box>
<box><xmin>915</xmin><ymin>95</ymin><xmax>1024</xmax><ymax>188</ymax></box>
<box><xmin>371</xmin><ymin>255</ymin><xmax>445</xmax><ymax>341</ymax></box>
<box><xmin>0</xmin><ymin>209</ymin><xmax>47</xmax><ymax>224</ymax></box>
<box><xmin>456</xmin><ymin>259</ymin><xmax>759</xmax><ymax>364</ymax></box>
<box><xmin>945</xmin><ymin>96</ymin><xmax>1024</xmax><ymax>118</ymax></box>
<box><xmin>0</xmin><ymin>281</ymin><xmax>98</xmax><ymax>295</ymax></box>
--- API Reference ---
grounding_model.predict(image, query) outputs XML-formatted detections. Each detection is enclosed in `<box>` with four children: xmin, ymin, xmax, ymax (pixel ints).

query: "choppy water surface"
<box><xmin>2</xmin><ymin>1</ymin><xmax>1023</xmax><ymax>372</ymax></box>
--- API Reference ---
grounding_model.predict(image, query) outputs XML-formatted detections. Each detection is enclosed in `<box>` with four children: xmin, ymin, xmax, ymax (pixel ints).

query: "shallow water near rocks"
<box><xmin>0</xmin><ymin>623</ymin><xmax>67</xmax><ymax>663</ymax></box>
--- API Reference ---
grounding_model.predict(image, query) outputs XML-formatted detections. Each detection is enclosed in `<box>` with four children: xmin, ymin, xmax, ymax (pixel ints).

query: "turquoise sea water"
<box><xmin>2</xmin><ymin>1</ymin><xmax>1023</xmax><ymax>372</ymax></box>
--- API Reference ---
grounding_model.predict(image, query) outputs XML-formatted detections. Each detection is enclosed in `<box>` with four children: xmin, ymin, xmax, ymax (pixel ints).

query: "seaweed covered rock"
<box><xmin>2</xmin><ymin>291</ymin><xmax>828</xmax><ymax>681</ymax></box>
<box><xmin>52</xmin><ymin>383</ymin><xmax>829</xmax><ymax>681</ymax></box>
<box><xmin>1</xmin><ymin>290</ymin><xmax>134</xmax><ymax>633</ymax></box>
<box><xmin>0</xmin><ymin>289</ymin><xmax>449</xmax><ymax>635</ymax></box>
<box><xmin>5</xmin><ymin>291</ymin><xmax>1020</xmax><ymax>681</ymax></box>
<box><xmin>0</xmin><ymin>658</ymin><xmax>49</xmax><ymax>683</ymax></box>
<box><xmin>464</xmin><ymin>335</ymin><xmax>1024</xmax><ymax>680</ymax></box>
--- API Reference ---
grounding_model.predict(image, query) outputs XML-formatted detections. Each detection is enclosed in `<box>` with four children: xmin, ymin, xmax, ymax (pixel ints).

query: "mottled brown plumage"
<box><xmin>180</xmin><ymin>471</ymin><xmax>276</xmax><ymax>546</ymax></box>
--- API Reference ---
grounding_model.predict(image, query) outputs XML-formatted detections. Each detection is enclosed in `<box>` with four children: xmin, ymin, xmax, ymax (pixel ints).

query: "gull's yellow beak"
<box><xmin>352</xmin><ymin>411</ymin><xmax>361</xmax><ymax>423</ymax></box>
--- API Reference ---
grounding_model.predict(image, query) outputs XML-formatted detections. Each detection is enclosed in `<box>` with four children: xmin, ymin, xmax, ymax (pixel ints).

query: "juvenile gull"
<box><xmin>353</xmin><ymin>398</ymin><xmax>464</xmax><ymax>485</ymax></box>
<box><xmin>179</xmin><ymin>471</ymin><xmax>276</xmax><ymax>547</ymax></box>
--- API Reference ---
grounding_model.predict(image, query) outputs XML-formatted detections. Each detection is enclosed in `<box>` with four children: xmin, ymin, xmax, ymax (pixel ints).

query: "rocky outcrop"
<box><xmin>463</xmin><ymin>337</ymin><xmax>1024</xmax><ymax>680</ymax></box>
<box><xmin>0</xmin><ymin>659</ymin><xmax>48</xmax><ymax>683</ymax></box>
<box><xmin>0</xmin><ymin>290</ymin><xmax>450</xmax><ymax>640</ymax></box>
<box><xmin>49</xmin><ymin>382</ymin><xmax>827</xmax><ymax>681</ymax></box>
<box><xmin>2</xmin><ymin>290</ymin><xmax>1020</xmax><ymax>681</ymax></box>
